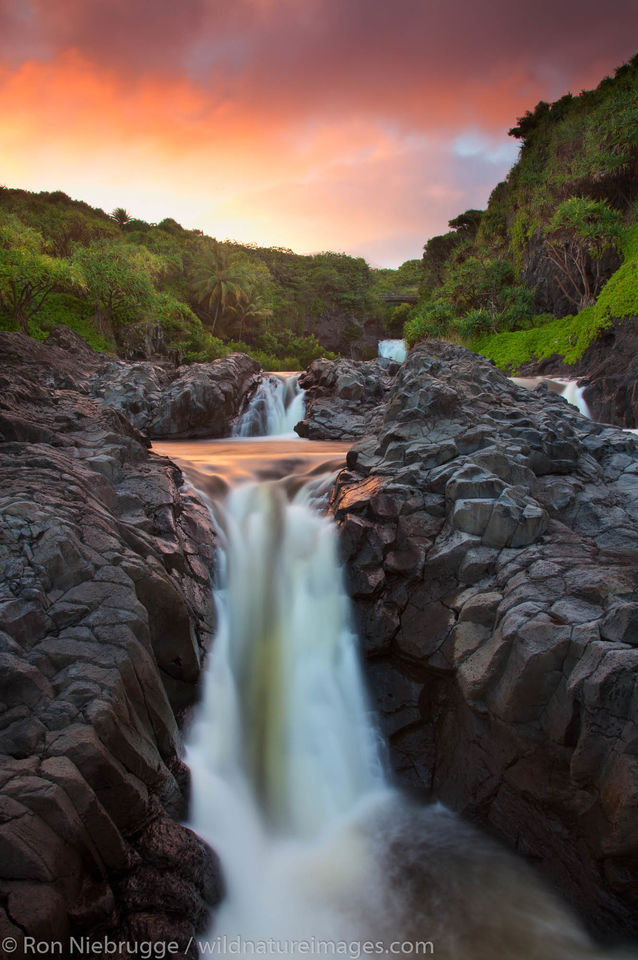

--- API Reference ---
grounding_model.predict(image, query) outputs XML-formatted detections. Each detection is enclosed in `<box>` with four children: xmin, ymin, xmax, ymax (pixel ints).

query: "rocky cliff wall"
<box><xmin>323</xmin><ymin>343</ymin><xmax>638</xmax><ymax>940</ymax></box>
<box><xmin>521</xmin><ymin>230</ymin><xmax>621</xmax><ymax>319</ymax></box>
<box><xmin>0</xmin><ymin>332</ymin><xmax>229</xmax><ymax>955</ymax></box>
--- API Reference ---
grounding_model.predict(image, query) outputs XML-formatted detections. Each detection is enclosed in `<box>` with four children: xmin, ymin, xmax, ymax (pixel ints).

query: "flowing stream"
<box><xmin>376</xmin><ymin>343</ymin><xmax>591</xmax><ymax>417</ymax></box>
<box><xmin>152</xmin><ymin>386</ymin><xmax>624</xmax><ymax>960</ymax></box>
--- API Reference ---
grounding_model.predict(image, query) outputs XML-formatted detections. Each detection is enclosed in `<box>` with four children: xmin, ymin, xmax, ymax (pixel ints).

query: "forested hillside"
<box><xmin>0</xmin><ymin>188</ymin><xmax>418</xmax><ymax>369</ymax></box>
<box><xmin>405</xmin><ymin>54</ymin><xmax>638</xmax><ymax>371</ymax></box>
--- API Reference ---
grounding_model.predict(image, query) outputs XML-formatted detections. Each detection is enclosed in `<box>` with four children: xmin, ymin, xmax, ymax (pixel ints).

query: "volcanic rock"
<box><xmin>295</xmin><ymin>356</ymin><xmax>400</xmax><ymax>440</ymax></box>
<box><xmin>0</xmin><ymin>332</ymin><xmax>222</xmax><ymax>949</ymax></box>
<box><xmin>332</xmin><ymin>340</ymin><xmax>638</xmax><ymax>940</ymax></box>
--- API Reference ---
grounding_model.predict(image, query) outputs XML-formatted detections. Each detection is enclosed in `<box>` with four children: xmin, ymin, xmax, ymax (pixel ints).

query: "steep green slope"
<box><xmin>405</xmin><ymin>54</ymin><xmax>638</xmax><ymax>370</ymax></box>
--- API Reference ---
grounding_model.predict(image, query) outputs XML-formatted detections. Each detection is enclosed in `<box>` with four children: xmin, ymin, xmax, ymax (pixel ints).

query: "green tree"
<box><xmin>543</xmin><ymin>197</ymin><xmax>622</xmax><ymax>310</ymax></box>
<box><xmin>111</xmin><ymin>207</ymin><xmax>132</xmax><ymax>228</ymax></box>
<box><xmin>422</xmin><ymin>232</ymin><xmax>464</xmax><ymax>289</ymax></box>
<box><xmin>191</xmin><ymin>244</ymin><xmax>249</xmax><ymax>334</ymax></box>
<box><xmin>0</xmin><ymin>215</ymin><xmax>81</xmax><ymax>333</ymax></box>
<box><xmin>228</xmin><ymin>285</ymin><xmax>273</xmax><ymax>342</ymax></box>
<box><xmin>73</xmin><ymin>241</ymin><xmax>164</xmax><ymax>339</ymax></box>
<box><xmin>448</xmin><ymin>209</ymin><xmax>484</xmax><ymax>238</ymax></box>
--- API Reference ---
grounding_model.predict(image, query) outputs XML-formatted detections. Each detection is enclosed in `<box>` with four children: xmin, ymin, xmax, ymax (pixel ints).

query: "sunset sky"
<box><xmin>0</xmin><ymin>0</ymin><xmax>636</xmax><ymax>266</ymax></box>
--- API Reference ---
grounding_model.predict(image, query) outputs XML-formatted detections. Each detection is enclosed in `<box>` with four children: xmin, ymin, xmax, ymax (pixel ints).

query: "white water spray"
<box><xmin>234</xmin><ymin>375</ymin><xmax>306</xmax><ymax>437</ymax></box>
<box><xmin>378</xmin><ymin>339</ymin><xmax>407</xmax><ymax>363</ymax></box>
<box><xmin>186</xmin><ymin>471</ymin><xmax>388</xmax><ymax>947</ymax></box>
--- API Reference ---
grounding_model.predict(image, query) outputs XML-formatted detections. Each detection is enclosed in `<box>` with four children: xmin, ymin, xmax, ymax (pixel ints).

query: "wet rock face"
<box><xmin>89</xmin><ymin>352</ymin><xmax>261</xmax><ymax>439</ymax></box>
<box><xmin>0</xmin><ymin>333</ymin><xmax>221</xmax><ymax>950</ymax></box>
<box><xmin>332</xmin><ymin>341</ymin><xmax>638</xmax><ymax>939</ymax></box>
<box><xmin>295</xmin><ymin>356</ymin><xmax>400</xmax><ymax>440</ymax></box>
<box><xmin>93</xmin><ymin>354</ymin><xmax>261</xmax><ymax>440</ymax></box>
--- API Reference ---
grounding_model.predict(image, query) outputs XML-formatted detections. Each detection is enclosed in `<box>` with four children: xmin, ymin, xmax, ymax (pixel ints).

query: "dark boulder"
<box><xmin>295</xmin><ymin>356</ymin><xmax>400</xmax><ymax>440</ymax></box>
<box><xmin>89</xmin><ymin>353</ymin><xmax>261</xmax><ymax>439</ymax></box>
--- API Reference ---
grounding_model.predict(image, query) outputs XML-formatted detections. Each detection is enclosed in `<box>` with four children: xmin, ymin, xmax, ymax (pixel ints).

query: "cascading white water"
<box><xmin>378</xmin><ymin>339</ymin><xmax>407</xmax><ymax>363</ymax></box>
<box><xmin>185</xmin><ymin>462</ymin><xmax>391</xmax><ymax>951</ymax></box>
<box><xmin>153</xmin><ymin>435</ymin><xmax>627</xmax><ymax>960</ymax></box>
<box><xmin>189</xmin><ymin>479</ymin><xmax>384</xmax><ymax>837</ymax></box>
<box><xmin>556</xmin><ymin>379</ymin><xmax>591</xmax><ymax>418</ymax></box>
<box><xmin>234</xmin><ymin>375</ymin><xmax>306</xmax><ymax>437</ymax></box>
<box><xmin>511</xmin><ymin>376</ymin><xmax>591</xmax><ymax>418</ymax></box>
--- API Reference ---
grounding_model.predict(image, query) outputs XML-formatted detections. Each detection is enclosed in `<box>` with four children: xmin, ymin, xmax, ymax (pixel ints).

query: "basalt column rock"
<box><xmin>332</xmin><ymin>340</ymin><xmax>638</xmax><ymax>941</ymax></box>
<box><xmin>89</xmin><ymin>351</ymin><xmax>261</xmax><ymax>439</ymax></box>
<box><xmin>0</xmin><ymin>334</ymin><xmax>222</xmax><ymax>955</ymax></box>
<box><xmin>295</xmin><ymin>356</ymin><xmax>400</xmax><ymax>440</ymax></box>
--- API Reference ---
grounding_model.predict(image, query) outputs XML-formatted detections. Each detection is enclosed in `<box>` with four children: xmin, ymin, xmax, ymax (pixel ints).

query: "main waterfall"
<box><xmin>188</xmin><ymin>478</ymin><xmax>384</xmax><ymax>836</ymax></box>
<box><xmin>179</xmin><ymin>443</ymin><xmax>394</xmax><ymax>950</ymax></box>
<box><xmin>150</xmin><ymin>429</ymin><xmax>623</xmax><ymax>960</ymax></box>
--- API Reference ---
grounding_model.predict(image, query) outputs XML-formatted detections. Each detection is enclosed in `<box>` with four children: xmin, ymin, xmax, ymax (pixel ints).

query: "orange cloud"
<box><xmin>0</xmin><ymin>0</ymin><xmax>635</xmax><ymax>264</ymax></box>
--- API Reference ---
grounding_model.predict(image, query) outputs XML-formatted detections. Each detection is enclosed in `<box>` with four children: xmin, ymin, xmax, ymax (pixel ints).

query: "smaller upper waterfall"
<box><xmin>511</xmin><ymin>376</ymin><xmax>591</xmax><ymax>419</ymax></box>
<box><xmin>234</xmin><ymin>375</ymin><xmax>306</xmax><ymax>437</ymax></box>
<box><xmin>378</xmin><ymin>339</ymin><xmax>407</xmax><ymax>363</ymax></box>
<box><xmin>555</xmin><ymin>379</ymin><xmax>591</xmax><ymax>418</ymax></box>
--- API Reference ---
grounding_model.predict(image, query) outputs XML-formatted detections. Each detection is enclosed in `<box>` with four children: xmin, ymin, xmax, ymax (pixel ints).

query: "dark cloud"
<box><xmin>2</xmin><ymin>0</ymin><xmax>636</xmax><ymax>130</ymax></box>
<box><xmin>0</xmin><ymin>0</ymin><xmax>636</xmax><ymax>263</ymax></box>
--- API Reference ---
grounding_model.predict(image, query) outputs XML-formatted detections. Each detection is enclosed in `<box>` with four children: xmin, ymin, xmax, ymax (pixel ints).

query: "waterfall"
<box><xmin>185</xmin><ymin>463</ymin><xmax>390</xmax><ymax>949</ymax></box>
<box><xmin>164</xmin><ymin>436</ymin><xmax>620</xmax><ymax>960</ymax></box>
<box><xmin>557</xmin><ymin>379</ymin><xmax>591</xmax><ymax>418</ymax></box>
<box><xmin>189</xmin><ymin>479</ymin><xmax>384</xmax><ymax>838</ymax></box>
<box><xmin>234</xmin><ymin>375</ymin><xmax>306</xmax><ymax>437</ymax></box>
<box><xmin>511</xmin><ymin>376</ymin><xmax>592</xmax><ymax>418</ymax></box>
<box><xmin>378</xmin><ymin>339</ymin><xmax>407</xmax><ymax>363</ymax></box>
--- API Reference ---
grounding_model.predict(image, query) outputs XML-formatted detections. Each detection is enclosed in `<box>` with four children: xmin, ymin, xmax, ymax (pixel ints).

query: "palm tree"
<box><xmin>111</xmin><ymin>207</ymin><xmax>131</xmax><ymax>228</ymax></box>
<box><xmin>229</xmin><ymin>286</ymin><xmax>273</xmax><ymax>342</ymax></box>
<box><xmin>191</xmin><ymin>245</ymin><xmax>249</xmax><ymax>335</ymax></box>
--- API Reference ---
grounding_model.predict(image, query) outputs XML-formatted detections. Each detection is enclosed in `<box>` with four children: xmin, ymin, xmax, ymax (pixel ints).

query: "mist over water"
<box><xmin>154</xmin><ymin>380</ymin><xmax>627</xmax><ymax>960</ymax></box>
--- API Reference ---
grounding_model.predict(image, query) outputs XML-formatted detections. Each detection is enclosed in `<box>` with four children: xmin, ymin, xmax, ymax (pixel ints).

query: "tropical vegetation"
<box><xmin>0</xmin><ymin>187</ymin><xmax>415</xmax><ymax>369</ymax></box>
<box><xmin>404</xmin><ymin>53</ymin><xmax>638</xmax><ymax>372</ymax></box>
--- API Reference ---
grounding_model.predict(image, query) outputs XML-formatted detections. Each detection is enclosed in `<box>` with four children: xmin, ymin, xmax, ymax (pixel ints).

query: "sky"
<box><xmin>0</xmin><ymin>1</ymin><xmax>636</xmax><ymax>267</ymax></box>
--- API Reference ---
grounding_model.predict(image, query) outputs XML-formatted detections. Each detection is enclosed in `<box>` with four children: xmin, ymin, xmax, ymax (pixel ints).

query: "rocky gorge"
<box><xmin>302</xmin><ymin>344</ymin><xmax>638</xmax><ymax>940</ymax></box>
<box><xmin>0</xmin><ymin>330</ymin><xmax>251</xmax><ymax>954</ymax></box>
<box><xmin>1</xmin><ymin>330</ymin><xmax>638</xmax><ymax>952</ymax></box>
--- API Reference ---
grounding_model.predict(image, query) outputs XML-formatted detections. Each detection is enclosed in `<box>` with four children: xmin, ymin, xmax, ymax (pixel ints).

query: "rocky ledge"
<box><xmin>18</xmin><ymin>325</ymin><xmax>261</xmax><ymax>439</ymax></box>
<box><xmin>331</xmin><ymin>342</ymin><xmax>638</xmax><ymax>941</ymax></box>
<box><xmin>0</xmin><ymin>332</ymin><xmax>223</xmax><ymax>954</ymax></box>
<box><xmin>295</xmin><ymin>356</ymin><xmax>400</xmax><ymax>440</ymax></box>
